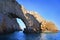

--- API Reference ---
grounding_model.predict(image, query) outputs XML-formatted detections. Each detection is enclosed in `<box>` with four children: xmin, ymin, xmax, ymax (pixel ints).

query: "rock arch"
<box><xmin>0</xmin><ymin>0</ymin><xmax>58</xmax><ymax>34</ymax></box>
<box><xmin>0</xmin><ymin>0</ymin><xmax>41</xmax><ymax>34</ymax></box>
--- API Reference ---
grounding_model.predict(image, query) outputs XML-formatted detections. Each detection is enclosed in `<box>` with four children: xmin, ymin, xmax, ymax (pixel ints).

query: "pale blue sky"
<box><xmin>16</xmin><ymin>0</ymin><xmax>60</xmax><ymax>30</ymax></box>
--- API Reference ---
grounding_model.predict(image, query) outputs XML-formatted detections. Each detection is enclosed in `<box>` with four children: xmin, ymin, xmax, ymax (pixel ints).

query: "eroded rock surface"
<box><xmin>21</xmin><ymin>6</ymin><xmax>41</xmax><ymax>33</ymax></box>
<box><xmin>21</xmin><ymin>6</ymin><xmax>58</xmax><ymax>33</ymax></box>
<box><xmin>41</xmin><ymin>21</ymin><xmax>58</xmax><ymax>32</ymax></box>
<box><xmin>0</xmin><ymin>0</ymin><xmax>27</xmax><ymax>34</ymax></box>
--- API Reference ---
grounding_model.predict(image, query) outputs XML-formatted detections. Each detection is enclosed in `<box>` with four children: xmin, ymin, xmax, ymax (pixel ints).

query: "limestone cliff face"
<box><xmin>29</xmin><ymin>11</ymin><xmax>45</xmax><ymax>23</ymax></box>
<box><xmin>21</xmin><ymin>6</ymin><xmax>58</xmax><ymax>33</ymax></box>
<box><xmin>28</xmin><ymin>11</ymin><xmax>58</xmax><ymax>32</ymax></box>
<box><xmin>21</xmin><ymin>6</ymin><xmax>41</xmax><ymax>33</ymax></box>
<box><xmin>41</xmin><ymin>21</ymin><xmax>58</xmax><ymax>32</ymax></box>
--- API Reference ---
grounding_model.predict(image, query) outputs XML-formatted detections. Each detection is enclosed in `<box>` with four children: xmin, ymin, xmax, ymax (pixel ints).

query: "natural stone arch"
<box><xmin>0</xmin><ymin>0</ymin><xmax>58</xmax><ymax>34</ymax></box>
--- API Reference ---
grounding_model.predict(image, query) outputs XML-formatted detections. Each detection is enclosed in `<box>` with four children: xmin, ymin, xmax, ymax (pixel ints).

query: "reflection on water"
<box><xmin>0</xmin><ymin>31</ymin><xmax>60</xmax><ymax>40</ymax></box>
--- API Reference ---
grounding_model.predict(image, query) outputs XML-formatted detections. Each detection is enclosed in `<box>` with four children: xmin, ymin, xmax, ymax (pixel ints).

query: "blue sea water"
<box><xmin>0</xmin><ymin>31</ymin><xmax>60</xmax><ymax>40</ymax></box>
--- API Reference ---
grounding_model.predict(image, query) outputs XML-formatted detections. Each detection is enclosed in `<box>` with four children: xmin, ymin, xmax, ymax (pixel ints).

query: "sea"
<box><xmin>0</xmin><ymin>31</ymin><xmax>60</xmax><ymax>40</ymax></box>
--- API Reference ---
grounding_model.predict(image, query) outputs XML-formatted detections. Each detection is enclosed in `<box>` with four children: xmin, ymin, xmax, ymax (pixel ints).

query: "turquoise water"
<box><xmin>0</xmin><ymin>31</ymin><xmax>60</xmax><ymax>40</ymax></box>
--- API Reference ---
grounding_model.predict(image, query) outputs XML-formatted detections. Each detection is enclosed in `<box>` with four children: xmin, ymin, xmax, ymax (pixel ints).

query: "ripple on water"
<box><xmin>0</xmin><ymin>31</ymin><xmax>60</xmax><ymax>40</ymax></box>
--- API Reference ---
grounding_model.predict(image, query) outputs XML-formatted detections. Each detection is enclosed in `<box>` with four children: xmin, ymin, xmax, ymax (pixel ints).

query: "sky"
<box><xmin>16</xmin><ymin>0</ymin><xmax>60</xmax><ymax>30</ymax></box>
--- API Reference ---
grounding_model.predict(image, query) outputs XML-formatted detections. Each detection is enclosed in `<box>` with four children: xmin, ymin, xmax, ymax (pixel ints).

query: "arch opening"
<box><xmin>16</xmin><ymin>18</ymin><xmax>26</xmax><ymax>31</ymax></box>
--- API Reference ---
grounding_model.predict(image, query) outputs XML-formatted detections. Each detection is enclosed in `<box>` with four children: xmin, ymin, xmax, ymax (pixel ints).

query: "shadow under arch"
<box><xmin>16</xmin><ymin>18</ymin><xmax>26</xmax><ymax>31</ymax></box>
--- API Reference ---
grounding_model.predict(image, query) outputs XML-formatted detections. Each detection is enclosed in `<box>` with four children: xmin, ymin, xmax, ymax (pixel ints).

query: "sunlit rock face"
<box><xmin>21</xmin><ymin>6</ymin><xmax>58</xmax><ymax>33</ymax></box>
<box><xmin>41</xmin><ymin>21</ymin><xmax>58</xmax><ymax>32</ymax></box>
<box><xmin>28</xmin><ymin>11</ymin><xmax>58</xmax><ymax>32</ymax></box>
<box><xmin>21</xmin><ymin>6</ymin><xmax>41</xmax><ymax>33</ymax></box>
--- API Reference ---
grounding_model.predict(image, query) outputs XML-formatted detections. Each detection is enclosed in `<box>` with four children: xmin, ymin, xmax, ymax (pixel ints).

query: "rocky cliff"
<box><xmin>0</xmin><ymin>0</ymin><xmax>28</xmax><ymax>34</ymax></box>
<box><xmin>0</xmin><ymin>0</ymin><xmax>58</xmax><ymax>34</ymax></box>
<box><xmin>21</xmin><ymin>6</ymin><xmax>58</xmax><ymax>33</ymax></box>
<box><xmin>41</xmin><ymin>21</ymin><xmax>58</xmax><ymax>32</ymax></box>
